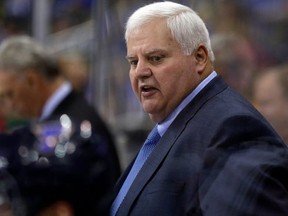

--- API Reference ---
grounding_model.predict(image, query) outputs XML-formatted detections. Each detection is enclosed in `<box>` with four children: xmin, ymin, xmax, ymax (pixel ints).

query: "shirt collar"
<box><xmin>40</xmin><ymin>81</ymin><xmax>72</xmax><ymax>121</ymax></box>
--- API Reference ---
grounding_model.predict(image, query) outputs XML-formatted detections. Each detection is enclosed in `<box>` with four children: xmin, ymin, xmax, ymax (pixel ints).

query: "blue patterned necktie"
<box><xmin>110</xmin><ymin>126</ymin><xmax>161</xmax><ymax>216</ymax></box>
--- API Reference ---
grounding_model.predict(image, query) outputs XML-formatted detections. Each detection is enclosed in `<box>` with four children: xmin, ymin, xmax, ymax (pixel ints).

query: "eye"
<box><xmin>131</xmin><ymin>60</ymin><xmax>138</xmax><ymax>66</ymax></box>
<box><xmin>149</xmin><ymin>55</ymin><xmax>163</xmax><ymax>63</ymax></box>
<box><xmin>128</xmin><ymin>59</ymin><xmax>138</xmax><ymax>67</ymax></box>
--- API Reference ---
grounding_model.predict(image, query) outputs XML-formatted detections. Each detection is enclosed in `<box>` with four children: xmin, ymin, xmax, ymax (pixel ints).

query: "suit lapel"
<box><xmin>117</xmin><ymin>76</ymin><xmax>227</xmax><ymax>215</ymax></box>
<box><xmin>117</xmin><ymin>122</ymin><xmax>183</xmax><ymax>214</ymax></box>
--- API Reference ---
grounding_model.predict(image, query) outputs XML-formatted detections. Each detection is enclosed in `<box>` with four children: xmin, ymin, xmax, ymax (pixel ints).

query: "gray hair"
<box><xmin>0</xmin><ymin>35</ymin><xmax>60</xmax><ymax>80</ymax></box>
<box><xmin>125</xmin><ymin>1</ymin><xmax>215</xmax><ymax>61</ymax></box>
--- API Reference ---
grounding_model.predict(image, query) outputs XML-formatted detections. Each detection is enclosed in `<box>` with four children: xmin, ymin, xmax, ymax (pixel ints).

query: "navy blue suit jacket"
<box><xmin>114</xmin><ymin>76</ymin><xmax>288</xmax><ymax>216</ymax></box>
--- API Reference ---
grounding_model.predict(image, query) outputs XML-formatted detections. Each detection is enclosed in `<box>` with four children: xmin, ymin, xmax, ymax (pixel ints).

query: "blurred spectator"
<box><xmin>252</xmin><ymin>64</ymin><xmax>288</xmax><ymax>144</ymax></box>
<box><xmin>211</xmin><ymin>33</ymin><xmax>257</xmax><ymax>100</ymax></box>
<box><xmin>0</xmin><ymin>35</ymin><xmax>121</xmax><ymax>215</ymax></box>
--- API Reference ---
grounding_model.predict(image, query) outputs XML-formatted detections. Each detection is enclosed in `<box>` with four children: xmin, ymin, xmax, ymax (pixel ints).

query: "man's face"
<box><xmin>127</xmin><ymin>19</ymin><xmax>201</xmax><ymax>122</ymax></box>
<box><xmin>0</xmin><ymin>70</ymin><xmax>38</xmax><ymax>119</ymax></box>
<box><xmin>253</xmin><ymin>72</ymin><xmax>288</xmax><ymax>128</ymax></box>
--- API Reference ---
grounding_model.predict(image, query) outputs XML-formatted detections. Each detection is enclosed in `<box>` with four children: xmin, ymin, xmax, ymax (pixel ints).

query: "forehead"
<box><xmin>257</xmin><ymin>73</ymin><xmax>278</xmax><ymax>89</ymax></box>
<box><xmin>126</xmin><ymin>18</ymin><xmax>180</xmax><ymax>55</ymax></box>
<box><xmin>255</xmin><ymin>73</ymin><xmax>283</xmax><ymax>98</ymax></box>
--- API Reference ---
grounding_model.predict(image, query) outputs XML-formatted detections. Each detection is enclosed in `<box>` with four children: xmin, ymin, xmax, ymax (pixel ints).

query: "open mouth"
<box><xmin>140</xmin><ymin>85</ymin><xmax>157</xmax><ymax>97</ymax></box>
<box><xmin>141</xmin><ymin>86</ymin><xmax>152</xmax><ymax>92</ymax></box>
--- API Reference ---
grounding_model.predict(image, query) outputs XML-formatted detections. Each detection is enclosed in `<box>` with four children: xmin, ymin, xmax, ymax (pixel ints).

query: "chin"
<box><xmin>143</xmin><ymin>106</ymin><xmax>154</xmax><ymax>114</ymax></box>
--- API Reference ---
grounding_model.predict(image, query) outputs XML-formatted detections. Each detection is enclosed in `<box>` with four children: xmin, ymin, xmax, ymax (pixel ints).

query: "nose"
<box><xmin>134</xmin><ymin>60</ymin><xmax>152</xmax><ymax>79</ymax></box>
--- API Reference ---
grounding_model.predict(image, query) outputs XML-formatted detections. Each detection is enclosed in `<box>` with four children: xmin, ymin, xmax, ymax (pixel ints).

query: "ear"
<box><xmin>194</xmin><ymin>45</ymin><xmax>208</xmax><ymax>74</ymax></box>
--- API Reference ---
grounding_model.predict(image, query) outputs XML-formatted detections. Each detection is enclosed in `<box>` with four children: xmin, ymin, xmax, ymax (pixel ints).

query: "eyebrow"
<box><xmin>126</xmin><ymin>49</ymin><xmax>166</xmax><ymax>60</ymax></box>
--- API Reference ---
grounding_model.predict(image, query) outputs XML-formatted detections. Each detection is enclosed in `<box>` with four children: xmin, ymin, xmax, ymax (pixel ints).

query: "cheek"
<box><xmin>15</xmin><ymin>86</ymin><xmax>33</xmax><ymax>105</ymax></box>
<box><xmin>161</xmin><ymin>68</ymin><xmax>194</xmax><ymax>94</ymax></box>
<box><xmin>129</xmin><ymin>73</ymin><xmax>138</xmax><ymax>94</ymax></box>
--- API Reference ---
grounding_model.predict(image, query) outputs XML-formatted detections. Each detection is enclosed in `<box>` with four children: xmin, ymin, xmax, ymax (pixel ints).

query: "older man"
<box><xmin>111</xmin><ymin>2</ymin><xmax>288</xmax><ymax>216</ymax></box>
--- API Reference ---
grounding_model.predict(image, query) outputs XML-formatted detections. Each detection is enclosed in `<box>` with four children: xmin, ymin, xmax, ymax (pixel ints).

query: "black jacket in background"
<box><xmin>0</xmin><ymin>90</ymin><xmax>121</xmax><ymax>216</ymax></box>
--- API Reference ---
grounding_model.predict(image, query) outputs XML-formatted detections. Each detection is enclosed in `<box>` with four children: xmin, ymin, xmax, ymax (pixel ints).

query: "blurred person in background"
<box><xmin>210</xmin><ymin>33</ymin><xmax>257</xmax><ymax>100</ymax></box>
<box><xmin>252</xmin><ymin>64</ymin><xmax>288</xmax><ymax>144</ymax></box>
<box><xmin>0</xmin><ymin>35</ymin><xmax>121</xmax><ymax>216</ymax></box>
<box><xmin>110</xmin><ymin>2</ymin><xmax>288</xmax><ymax>216</ymax></box>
